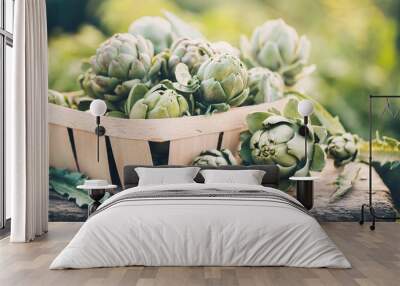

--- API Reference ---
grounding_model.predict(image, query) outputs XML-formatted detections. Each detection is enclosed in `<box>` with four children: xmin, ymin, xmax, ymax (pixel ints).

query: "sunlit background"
<box><xmin>47</xmin><ymin>0</ymin><xmax>400</xmax><ymax>139</ymax></box>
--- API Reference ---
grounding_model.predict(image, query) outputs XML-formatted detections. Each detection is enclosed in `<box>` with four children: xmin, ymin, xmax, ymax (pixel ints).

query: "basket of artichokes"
<box><xmin>48</xmin><ymin>12</ymin><xmax>319</xmax><ymax>184</ymax></box>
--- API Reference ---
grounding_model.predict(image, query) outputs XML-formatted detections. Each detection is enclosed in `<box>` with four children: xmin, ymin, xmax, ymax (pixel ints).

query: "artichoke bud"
<box><xmin>196</xmin><ymin>53</ymin><xmax>250</xmax><ymax>114</ymax></box>
<box><xmin>193</xmin><ymin>149</ymin><xmax>238</xmax><ymax>167</ymax></box>
<box><xmin>48</xmin><ymin>90</ymin><xmax>69</xmax><ymax>107</ymax></box>
<box><xmin>240</xmin><ymin>19</ymin><xmax>312</xmax><ymax>86</ymax></box>
<box><xmin>211</xmin><ymin>41</ymin><xmax>240</xmax><ymax>57</ymax></box>
<box><xmin>129</xmin><ymin>83</ymin><xmax>189</xmax><ymax>119</ymax></box>
<box><xmin>168</xmin><ymin>38</ymin><xmax>215</xmax><ymax>77</ymax></box>
<box><xmin>79</xmin><ymin>33</ymin><xmax>154</xmax><ymax>103</ymax></box>
<box><xmin>246</xmin><ymin>67</ymin><xmax>284</xmax><ymax>104</ymax></box>
<box><xmin>240</xmin><ymin>107</ymin><xmax>327</xmax><ymax>179</ymax></box>
<box><xmin>129</xmin><ymin>16</ymin><xmax>173</xmax><ymax>54</ymax></box>
<box><xmin>149</xmin><ymin>51</ymin><xmax>170</xmax><ymax>82</ymax></box>
<box><xmin>327</xmin><ymin>133</ymin><xmax>358</xmax><ymax>166</ymax></box>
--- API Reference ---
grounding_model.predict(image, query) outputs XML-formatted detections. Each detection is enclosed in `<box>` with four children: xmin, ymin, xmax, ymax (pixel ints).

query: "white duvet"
<box><xmin>50</xmin><ymin>183</ymin><xmax>351</xmax><ymax>269</ymax></box>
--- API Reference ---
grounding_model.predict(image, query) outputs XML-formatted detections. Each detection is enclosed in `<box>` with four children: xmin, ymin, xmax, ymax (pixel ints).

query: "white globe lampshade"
<box><xmin>298</xmin><ymin>100</ymin><xmax>314</xmax><ymax>117</ymax></box>
<box><xmin>90</xmin><ymin>99</ymin><xmax>107</xmax><ymax>117</ymax></box>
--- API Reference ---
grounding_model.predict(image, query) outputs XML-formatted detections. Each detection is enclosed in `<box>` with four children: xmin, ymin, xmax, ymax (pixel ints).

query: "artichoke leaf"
<box><xmin>163</xmin><ymin>11</ymin><xmax>203</xmax><ymax>40</ymax></box>
<box><xmin>239</xmin><ymin>35</ymin><xmax>257</xmax><ymax>68</ymax></box>
<box><xmin>106</xmin><ymin>111</ymin><xmax>128</xmax><ymax>118</ymax></box>
<box><xmin>175</xmin><ymin>63</ymin><xmax>192</xmax><ymax>86</ymax></box>
<box><xmin>283</xmin><ymin>97</ymin><xmax>301</xmax><ymax>120</ymax></box>
<box><xmin>287</xmin><ymin>91</ymin><xmax>346</xmax><ymax>135</ymax></box>
<box><xmin>246</xmin><ymin>112</ymin><xmax>273</xmax><ymax>133</ymax></box>
<box><xmin>129</xmin><ymin>99</ymin><xmax>148</xmax><ymax>119</ymax></box>
<box><xmin>209</xmin><ymin>103</ymin><xmax>230</xmax><ymax>114</ymax></box>
<box><xmin>229</xmin><ymin>88</ymin><xmax>249</xmax><ymax>107</ymax></box>
<box><xmin>329</xmin><ymin>165</ymin><xmax>362</xmax><ymax>203</ymax></box>
<box><xmin>124</xmin><ymin>83</ymin><xmax>149</xmax><ymax>114</ymax></box>
<box><xmin>310</xmin><ymin>144</ymin><xmax>326</xmax><ymax>172</ymax></box>
<box><xmin>286</xmin><ymin>131</ymin><xmax>311</xmax><ymax>161</ymax></box>
<box><xmin>358</xmin><ymin>133</ymin><xmax>400</xmax><ymax>165</ymax></box>
<box><xmin>312</xmin><ymin>125</ymin><xmax>328</xmax><ymax>143</ymax></box>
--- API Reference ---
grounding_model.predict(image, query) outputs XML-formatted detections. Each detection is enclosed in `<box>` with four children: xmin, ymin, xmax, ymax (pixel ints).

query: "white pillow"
<box><xmin>200</xmin><ymin>169</ymin><xmax>266</xmax><ymax>185</ymax></box>
<box><xmin>135</xmin><ymin>167</ymin><xmax>200</xmax><ymax>186</ymax></box>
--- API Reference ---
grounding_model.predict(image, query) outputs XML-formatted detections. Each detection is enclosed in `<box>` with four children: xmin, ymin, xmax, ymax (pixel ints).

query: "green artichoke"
<box><xmin>240</xmin><ymin>103</ymin><xmax>326</xmax><ymax>178</ymax></box>
<box><xmin>240</xmin><ymin>19</ymin><xmax>312</xmax><ymax>86</ymax></box>
<box><xmin>327</xmin><ymin>133</ymin><xmax>358</xmax><ymax>166</ymax></box>
<box><xmin>192</xmin><ymin>149</ymin><xmax>238</xmax><ymax>167</ymax></box>
<box><xmin>211</xmin><ymin>41</ymin><xmax>240</xmax><ymax>57</ymax></box>
<box><xmin>246</xmin><ymin>67</ymin><xmax>284</xmax><ymax>104</ymax></box>
<box><xmin>129</xmin><ymin>16</ymin><xmax>173</xmax><ymax>54</ymax></box>
<box><xmin>168</xmin><ymin>38</ymin><xmax>215</xmax><ymax>76</ymax></box>
<box><xmin>196</xmin><ymin>53</ymin><xmax>250</xmax><ymax>113</ymax></box>
<box><xmin>128</xmin><ymin>82</ymin><xmax>190</xmax><ymax>119</ymax></box>
<box><xmin>48</xmin><ymin>89</ymin><xmax>69</xmax><ymax>107</ymax></box>
<box><xmin>79</xmin><ymin>33</ymin><xmax>154</xmax><ymax>110</ymax></box>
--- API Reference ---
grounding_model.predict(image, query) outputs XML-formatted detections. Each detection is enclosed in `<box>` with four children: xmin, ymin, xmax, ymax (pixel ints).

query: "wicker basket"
<box><xmin>49</xmin><ymin>98</ymin><xmax>288</xmax><ymax>185</ymax></box>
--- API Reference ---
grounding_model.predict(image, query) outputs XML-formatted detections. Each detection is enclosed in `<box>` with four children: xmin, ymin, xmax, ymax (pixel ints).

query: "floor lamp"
<box><xmin>359</xmin><ymin>95</ymin><xmax>400</xmax><ymax>230</ymax></box>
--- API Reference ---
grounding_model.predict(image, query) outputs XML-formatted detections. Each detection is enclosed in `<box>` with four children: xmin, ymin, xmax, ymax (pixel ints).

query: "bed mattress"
<box><xmin>50</xmin><ymin>183</ymin><xmax>351</xmax><ymax>269</ymax></box>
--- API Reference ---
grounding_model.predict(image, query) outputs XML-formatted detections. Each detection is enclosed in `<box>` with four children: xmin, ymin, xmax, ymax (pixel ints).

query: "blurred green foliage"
<box><xmin>47</xmin><ymin>0</ymin><xmax>400</xmax><ymax>138</ymax></box>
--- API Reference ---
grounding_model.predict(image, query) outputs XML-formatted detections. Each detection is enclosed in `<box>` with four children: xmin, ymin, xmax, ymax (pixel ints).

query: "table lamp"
<box><xmin>297</xmin><ymin>100</ymin><xmax>314</xmax><ymax>162</ymax></box>
<box><xmin>89</xmin><ymin>99</ymin><xmax>107</xmax><ymax>162</ymax></box>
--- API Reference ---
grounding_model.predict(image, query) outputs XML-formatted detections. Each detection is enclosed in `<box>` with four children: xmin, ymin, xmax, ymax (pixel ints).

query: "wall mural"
<box><xmin>47</xmin><ymin>0</ymin><xmax>400</xmax><ymax>222</ymax></box>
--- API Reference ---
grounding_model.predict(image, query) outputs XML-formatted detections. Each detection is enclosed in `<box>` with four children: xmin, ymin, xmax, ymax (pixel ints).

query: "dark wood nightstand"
<box><xmin>77</xmin><ymin>183</ymin><xmax>118</xmax><ymax>216</ymax></box>
<box><xmin>289</xmin><ymin>176</ymin><xmax>318</xmax><ymax>210</ymax></box>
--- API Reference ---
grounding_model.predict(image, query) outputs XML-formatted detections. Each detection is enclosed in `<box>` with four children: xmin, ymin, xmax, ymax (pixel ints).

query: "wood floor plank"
<box><xmin>0</xmin><ymin>222</ymin><xmax>399</xmax><ymax>286</ymax></box>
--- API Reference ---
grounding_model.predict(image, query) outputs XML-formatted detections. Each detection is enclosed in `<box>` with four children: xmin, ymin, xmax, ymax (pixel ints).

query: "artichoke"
<box><xmin>129</xmin><ymin>16</ymin><xmax>173</xmax><ymax>54</ymax></box>
<box><xmin>79</xmin><ymin>33</ymin><xmax>154</xmax><ymax>110</ymax></box>
<box><xmin>196</xmin><ymin>53</ymin><xmax>250</xmax><ymax>113</ymax></box>
<box><xmin>240</xmin><ymin>102</ymin><xmax>326</xmax><ymax>179</ymax></box>
<box><xmin>192</xmin><ymin>149</ymin><xmax>238</xmax><ymax>167</ymax></box>
<box><xmin>48</xmin><ymin>89</ymin><xmax>69</xmax><ymax>107</ymax></box>
<box><xmin>128</xmin><ymin>82</ymin><xmax>190</xmax><ymax>119</ymax></box>
<box><xmin>211</xmin><ymin>41</ymin><xmax>240</xmax><ymax>57</ymax></box>
<box><xmin>240</xmin><ymin>19</ymin><xmax>312</xmax><ymax>86</ymax></box>
<box><xmin>327</xmin><ymin>133</ymin><xmax>358</xmax><ymax>166</ymax></box>
<box><xmin>246</xmin><ymin>67</ymin><xmax>284</xmax><ymax>104</ymax></box>
<box><xmin>168</xmin><ymin>38</ymin><xmax>215</xmax><ymax>76</ymax></box>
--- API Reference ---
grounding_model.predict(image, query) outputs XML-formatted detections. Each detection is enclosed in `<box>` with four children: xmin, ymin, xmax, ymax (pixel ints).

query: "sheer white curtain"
<box><xmin>9</xmin><ymin>0</ymin><xmax>49</xmax><ymax>242</ymax></box>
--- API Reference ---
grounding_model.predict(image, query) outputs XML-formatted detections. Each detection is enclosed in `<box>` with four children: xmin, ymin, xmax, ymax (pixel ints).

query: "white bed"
<box><xmin>50</xmin><ymin>183</ymin><xmax>351</xmax><ymax>269</ymax></box>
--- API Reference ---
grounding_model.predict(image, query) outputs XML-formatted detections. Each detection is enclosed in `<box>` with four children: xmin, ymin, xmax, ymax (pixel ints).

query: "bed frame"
<box><xmin>123</xmin><ymin>165</ymin><xmax>280</xmax><ymax>189</ymax></box>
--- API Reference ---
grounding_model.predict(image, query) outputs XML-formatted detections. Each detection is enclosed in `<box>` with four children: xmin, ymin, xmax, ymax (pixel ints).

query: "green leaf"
<box><xmin>107</xmin><ymin>111</ymin><xmax>128</xmax><ymax>118</ymax></box>
<box><xmin>312</xmin><ymin>125</ymin><xmax>328</xmax><ymax>143</ymax></box>
<box><xmin>282</xmin><ymin>97</ymin><xmax>301</xmax><ymax>120</ymax></box>
<box><xmin>49</xmin><ymin>167</ymin><xmax>97</xmax><ymax>208</ymax></box>
<box><xmin>246</xmin><ymin>112</ymin><xmax>272</xmax><ymax>133</ymax></box>
<box><xmin>175</xmin><ymin>63</ymin><xmax>192</xmax><ymax>86</ymax></box>
<box><xmin>239</xmin><ymin>133</ymin><xmax>253</xmax><ymax>165</ymax></box>
<box><xmin>329</xmin><ymin>165</ymin><xmax>361</xmax><ymax>203</ymax></box>
<box><xmin>163</xmin><ymin>11</ymin><xmax>203</xmax><ymax>39</ymax></box>
<box><xmin>124</xmin><ymin>83</ymin><xmax>149</xmax><ymax>114</ymax></box>
<box><xmin>310</xmin><ymin>144</ymin><xmax>326</xmax><ymax>172</ymax></box>
<box><xmin>286</xmin><ymin>91</ymin><xmax>346</xmax><ymax>135</ymax></box>
<box><xmin>358</xmin><ymin>133</ymin><xmax>400</xmax><ymax>165</ymax></box>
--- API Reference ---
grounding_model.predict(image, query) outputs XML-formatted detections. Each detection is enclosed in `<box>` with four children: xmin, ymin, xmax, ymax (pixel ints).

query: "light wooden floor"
<box><xmin>0</xmin><ymin>222</ymin><xmax>399</xmax><ymax>286</ymax></box>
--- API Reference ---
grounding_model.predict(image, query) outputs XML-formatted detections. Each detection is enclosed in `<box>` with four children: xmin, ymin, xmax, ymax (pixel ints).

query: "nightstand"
<box><xmin>77</xmin><ymin>181</ymin><xmax>118</xmax><ymax>216</ymax></box>
<box><xmin>289</xmin><ymin>176</ymin><xmax>318</xmax><ymax>210</ymax></box>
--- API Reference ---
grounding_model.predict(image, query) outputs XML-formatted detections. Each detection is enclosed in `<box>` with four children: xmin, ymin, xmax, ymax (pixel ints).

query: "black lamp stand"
<box><xmin>94</xmin><ymin>116</ymin><xmax>106</xmax><ymax>162</ymax></box>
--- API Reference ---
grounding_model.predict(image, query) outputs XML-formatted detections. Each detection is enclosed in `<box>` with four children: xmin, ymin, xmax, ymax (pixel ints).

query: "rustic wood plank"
<box><xmin>49</xmin><ymin>124</ymin><xmax>77</xmax><ymax>171</ymax></box>
<box><xmin>1</xmin><ymin>222</ymin><xmax>400</xmax><ymax>286</ymax></box>
<box><xmin>48</xmin><ymin>99</ymin><xmax>288</xmax><ymax>142</ymax></box>
<box><xmin>168</xmin><ymin>134</ymin><xmax>220</xmax><ymax>165</ymax></box>
<box><xmin>308</xmin><ymin>160</ymin><xmax>397</xmax><ymax>221</ymax></box>
<box><xmin>109</xmin><ymin>137</ymin><xmax>153</xmax><ymax>183</ymax></box>
<box><xmin>221</xmin><ymin>129</ymin><xmax>242</xmax><ymax>158</ymax></box>
<box><xmin>73</xmin><ymin>129</ymin><xmax>111</xmax><ymax>181</ymax></box>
